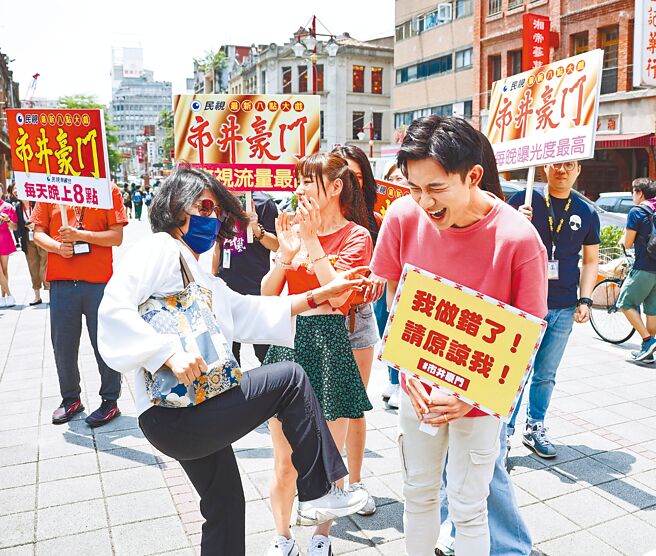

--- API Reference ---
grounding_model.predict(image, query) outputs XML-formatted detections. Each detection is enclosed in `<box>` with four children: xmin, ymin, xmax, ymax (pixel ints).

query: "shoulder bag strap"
<box><xmin>179</xmin><ymin>254</ymin><xmax>195</xmax><ymax>287</ymax></box>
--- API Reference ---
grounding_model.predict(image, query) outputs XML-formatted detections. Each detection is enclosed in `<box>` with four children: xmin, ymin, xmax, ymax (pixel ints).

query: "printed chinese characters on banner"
<box><xmin>522</xmin><ymin>13</ymin><xmax>550</xmax><ymax>71</ymax></box>
<box><xmin>379</xmin><ymin>265</ymin><xmax>546</xmax><ymax>420</ymax></box>
<box><xmin>486</xmin><ymin>49</ymin><xmax>604</xmax><ymax>172</ymax></box>
<box><xmin>633</xmin><ymin>0</ymin><xmax>656</xmax><ymax>87</ymax></box>
<box><xmin>374</xmin><ymin>179</ymin><xmax>410</xmax><ymax>219</ymax></box>
<box><xmin>7</xmin><ymin>109</ymin><xmax>113</xmax><ymax>209</ymax></box>
<box><xmin>173</xmin><ymin>95</ymin><xmax>320</xmax><ymax>192</ymax></box>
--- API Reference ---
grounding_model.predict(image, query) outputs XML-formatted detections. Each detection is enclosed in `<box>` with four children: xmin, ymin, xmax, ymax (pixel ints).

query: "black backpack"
<box><xmin>637</xmin><ymin>205</ymin><xmax>656</xmax><ymax>261</ymax></box>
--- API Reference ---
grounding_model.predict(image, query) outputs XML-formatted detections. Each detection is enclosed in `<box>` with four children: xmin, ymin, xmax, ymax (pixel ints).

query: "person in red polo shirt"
<box><xmin>32</xmin><ymin>184</ymin><xmax>128</xmax><ymax>427</ymax></box>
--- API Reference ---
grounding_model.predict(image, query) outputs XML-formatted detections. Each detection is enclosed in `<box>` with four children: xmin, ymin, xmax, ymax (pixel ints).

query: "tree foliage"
<box><xmin>193</xmin><ymin>50</ymin><xmax>228</xmax><ymax>73</ymax></box>
<box><xmin>159</xmin><ymin>108</ymin><xmax>174</xmax><ymax>162</ymax></box>
<box><xmin>58</xmin><ymin>95</ymin><xmax>121</xmax><ymax>178</ymax></box>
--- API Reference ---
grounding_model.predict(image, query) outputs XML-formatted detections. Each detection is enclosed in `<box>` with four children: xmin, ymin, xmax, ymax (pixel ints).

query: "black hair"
<box><xmin>397</xmin><ymin>115</ymin><xmax>484</xmax><ymax>182</ymax></box>
<box><xmin>149</xmin><ymin>165</ymin><xmax>247</xmax><ymax>240</ymax></box>
<box><xmin>633</xmin><ymin>177</ymin><xmax>656</xmax><ymax>200</ymax></box>
<box><xmin>478</xmin><ymin>132</ymin><xmax>504</xmax><ymax>200</ymax></box>
<box><xmin>331</xmin><ymin>145</ymin><xmax>379</xmax><ymax>242</ymax></box>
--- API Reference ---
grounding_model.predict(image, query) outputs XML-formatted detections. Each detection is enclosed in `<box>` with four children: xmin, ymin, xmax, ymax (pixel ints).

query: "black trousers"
<box><xmin>232</xmin><ymin>341</ymin><xmax>269</xmax><ymax>366</ymax></box>
<box><xmin>139</xmin><ymin>362</ymin><xmax>347</xmax><ymax>556</ymax></box>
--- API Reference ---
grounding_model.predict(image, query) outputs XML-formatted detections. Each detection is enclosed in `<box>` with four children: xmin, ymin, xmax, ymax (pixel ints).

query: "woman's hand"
<box><xmin>297</xmin><ymin>196</ymin><xmax>321</xmax><ymax>242</ymax></box>
<box><xmin>406</xmin><ymin>376</ymin><xmax>472</xmax><ymax>426</ymax></box>
<box><xmin>314</xmin><ymin>266</ymin><xmax>372</xmax><ymax>304</ymax></box>
<box><xmin>164</xmin><ymin>351</ymin><xmax>208</xmax><ymax>386</ymax></box>
<box><xmin>361</xmin><ymin>274</ymin><xmax>386</xmax><ymax>304</ymax></box>
<box><xmin>275</xmin><ymin>211</ymin><xmax>301</xmax><ymax>263</ymax></box>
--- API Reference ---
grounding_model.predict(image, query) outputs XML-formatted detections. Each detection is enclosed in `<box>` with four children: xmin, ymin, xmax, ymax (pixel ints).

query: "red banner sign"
<box><xmin>374</xmin><ymin>179</ymin><xmax>410</xmax><ymax>218</ymax></box>
<box><xmin>523</xmin><ymin>14</ymin><xmax>550</xmax><ymax>71</ymax></box>
<box><xmin>6</xmin><ymin>109</ymin><xmax>112</xmax><ymax>209</ymax></box>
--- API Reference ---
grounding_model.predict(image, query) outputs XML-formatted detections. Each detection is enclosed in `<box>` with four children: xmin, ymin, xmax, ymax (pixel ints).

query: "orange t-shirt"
<box><xmin>31</xmin><ymin>185</ymin><xmax>128</xmax><ymax>283</ymax></box>
<box><xmin>286</xmin><ymin>221</ymin><xmax>373</xmax><ymax>315</ymax></box>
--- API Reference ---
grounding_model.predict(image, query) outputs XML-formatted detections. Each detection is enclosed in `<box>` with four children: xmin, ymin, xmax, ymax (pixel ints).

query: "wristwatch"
<box><xmin>577</xmin><ymin>297</ymin><xmax>593</xmax><ymax>307</ymax></box>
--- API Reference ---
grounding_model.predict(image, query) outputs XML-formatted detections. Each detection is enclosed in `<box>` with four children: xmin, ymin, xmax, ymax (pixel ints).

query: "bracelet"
<box><xmin>275</xmin><ymin>255</ymin><xmax>294</xmax><ymax>269</ymax></box>
<box><xmin>253</xmin><ymin>223</ymin><xmax>265</xmax><ymax>242</ymax></box>
<box><xmin>311</xmin><ymin>253</ymin><xmax>328</xmax><ymax>264</ymax></box>
<box><xmin>577</xmin><ymin>297</ymin><xmax>593</xmax><ymax>307</ymax></box>
<box><xmin>306</xmin><ymin>289</ymin><xmax>319</xmax><ymax>309</ymax></box>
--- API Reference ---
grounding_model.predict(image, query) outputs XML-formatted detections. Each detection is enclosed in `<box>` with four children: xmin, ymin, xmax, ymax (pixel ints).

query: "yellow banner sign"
<box><xmin>380</xmin><ymin>265</ymin><xmax>546</xmax><ymax>420</ymax></box>
<box><xmin>173</xmin><ymin>94</ymin><xmax>320</xmax><ymax>191</ymax></box>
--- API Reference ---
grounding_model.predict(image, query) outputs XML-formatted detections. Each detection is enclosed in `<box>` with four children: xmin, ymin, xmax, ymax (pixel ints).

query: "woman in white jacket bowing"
<box><xmin>97</xmin><ymin>167</ymin><xmax>369</xmax><ymax>556</ymax></box>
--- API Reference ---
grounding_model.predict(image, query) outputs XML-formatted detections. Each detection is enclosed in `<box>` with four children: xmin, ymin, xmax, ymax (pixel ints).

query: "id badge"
<box><xmin>547</xmin><ymin>260</ymin><xmax>559</xmax><ymax>280</ymax></box>
<box><xmin>223</xmin><ymin>248</ymin><xmax>231</xmax><ymax>269</ymax></box>
<box><xmin>73</xmin><ymin>242</ymin><xmax>90</xmax><ymax>255</ymax></box>
<box><xmin>28</xmin><ymin>230</ymin><xmax>34</xmax><ymax>241</ymax></box>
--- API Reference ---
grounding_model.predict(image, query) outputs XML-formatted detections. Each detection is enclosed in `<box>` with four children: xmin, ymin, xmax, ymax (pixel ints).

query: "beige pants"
<box><xmin>25</xmin><ymin>240</ymin><xmax>48</xmax><ymax>291</ymax></box>
<box><xmin>398</xmin><ymin>393</ymin><xmax>501</xmax><ymax>556</ymax></box>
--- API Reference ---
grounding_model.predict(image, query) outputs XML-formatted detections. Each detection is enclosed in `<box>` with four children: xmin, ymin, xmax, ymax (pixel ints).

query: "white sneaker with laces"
<box><xmin>0</xmin><ymin>297</ymin><xmax>6</xmax><ymax>308</ymax></box>
<box><xmin>296</xmin><ymin>483</ymin><xmax>368</xmax><ymax>526</ymax></box>
<box><xmin>308</xmin><ymin>535</ymin><xmax>332</xmax><ymax>556</ymax></box>
<box><xmin>381</xmin><ymin>382</ymin><xmax>396</xmax><ymax>401</ymax></box>
<box><xmin>4</xmin><ymin>295</ymin><xmax>16</xmax><ymax>308</ymax></box>
<box><xmin>387</xmin><ymin>385</ymin><xmax>400</xmax><ymax>409</ymax></box>
<box><xmin>349</xmin><ymin>481</ymin><xmax>376</xmax><ymax>515</ymax></box>
<box><xmin>265</xmin><ymin>535</ymin><xmax>299</xmax><ymax>556</ymax></box>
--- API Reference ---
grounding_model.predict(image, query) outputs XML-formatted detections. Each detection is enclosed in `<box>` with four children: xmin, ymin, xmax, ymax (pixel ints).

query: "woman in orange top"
<box><xmin>261</xmin><ymin>153</ymin><xmax>373</xmax><ymax>556</ymax></box>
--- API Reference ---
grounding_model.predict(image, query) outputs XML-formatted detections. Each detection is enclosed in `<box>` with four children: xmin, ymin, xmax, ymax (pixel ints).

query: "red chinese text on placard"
<box><xmin>523</xmin><ymin>14</ymin><xmax>551</xmax><ymax>71</ymax></box>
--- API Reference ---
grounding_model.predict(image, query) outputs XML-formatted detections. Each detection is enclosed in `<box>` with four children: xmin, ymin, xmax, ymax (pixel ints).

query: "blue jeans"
<box><xmin>373</xmin><ymin>295</ymin><xmax>399</xmax><ymax>385</ymax></box>
<box><xmin>508</xmin><ymin>306</ymin><xmax>576</xmax><ymax>435</ymax></box>
<box><xmin>438</xmin><ymin>424</ymin><xmax>533</xmax><ymax>555</ymax></box>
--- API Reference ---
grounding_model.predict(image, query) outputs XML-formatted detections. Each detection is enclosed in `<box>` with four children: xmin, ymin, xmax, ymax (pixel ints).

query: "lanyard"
<box><xmin>72</xmin><ymin>206</ymin><xmax>87</xmax><ymax>230</ymax></box>
<box><xmin>544</xmin><ymin>190</ymin><xmax>572</xmax><ymax>259</ymax></box>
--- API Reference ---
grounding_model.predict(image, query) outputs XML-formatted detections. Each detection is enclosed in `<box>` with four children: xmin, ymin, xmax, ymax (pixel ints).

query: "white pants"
<box><xmin>398</xmin><ymin>393</ymin><xmax>501</xmax><ymax>556</ymax></box>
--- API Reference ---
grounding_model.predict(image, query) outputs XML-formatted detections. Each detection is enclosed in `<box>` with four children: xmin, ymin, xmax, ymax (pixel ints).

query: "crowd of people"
<box><xmin>5</xmin><ymin>114</ymin><xmax>656</xmax><ymax>555</ymax></box>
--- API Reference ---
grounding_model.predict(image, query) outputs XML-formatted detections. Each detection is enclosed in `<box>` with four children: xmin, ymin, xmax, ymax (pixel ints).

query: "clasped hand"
<box><xmin>406</xmin><ymin>376</ymin><xmax>472</xmax><ymax>427</ymax></box>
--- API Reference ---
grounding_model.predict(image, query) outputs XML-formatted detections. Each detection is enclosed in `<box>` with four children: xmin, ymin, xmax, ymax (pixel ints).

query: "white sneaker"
<box><xmin>308</xmin><ymin>535</ymin><xmax>332</xmax><ymax>556</ymax></box>
<box><xmin>0</xmin><ymin>297</ymin><xmax>5</xmax><ymax>308</ymax></box>
<box><xmin>4</xmin><ymin>295</ymin><xmax>15</xmax><ymax>308</ymax></box>
<box><xmin>381</xmin><ymin>382</ymin><xmax>396</xmax><ymax>401</ymax></box>
<box><xmin>387</xmin><ymin>385</ymin><xmax>400</xmax><ymax>409</ymax></box>
<box><xmin>265</xmin><ymin>535</ymin><xmax>299</xmax><ymax>556</ymax></box>
<box><xmin>349</xmin><ymin>481</ymin><xmax>376</xmax><ymax>515</ymax></box>
<box><xmin>296</xmin><ymin>483</ymin><xmax>368</xmax><ymax>526</ymax></box>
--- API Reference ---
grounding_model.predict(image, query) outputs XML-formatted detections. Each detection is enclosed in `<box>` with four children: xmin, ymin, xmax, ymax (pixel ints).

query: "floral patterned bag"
<box><xmin>138</xmin><ymin>255</ymin><xmax>242</xmax><ymax>408</ymax></box>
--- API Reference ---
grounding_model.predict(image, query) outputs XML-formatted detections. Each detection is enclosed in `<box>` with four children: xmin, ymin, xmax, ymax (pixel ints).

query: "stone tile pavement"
<box><xmin>1</xmin><ymin>218</ymin><xmax>656</xmax><ymax>555</ymax></box>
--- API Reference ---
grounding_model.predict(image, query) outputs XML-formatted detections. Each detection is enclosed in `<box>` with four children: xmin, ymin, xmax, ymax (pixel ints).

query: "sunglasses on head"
<box><xmin>193</xmin><ymin>199</ymin><xmax>226</xmax><ymax>219</ymax></box>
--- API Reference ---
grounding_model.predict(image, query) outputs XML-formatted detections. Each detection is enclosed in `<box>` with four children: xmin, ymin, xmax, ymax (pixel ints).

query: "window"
<box><xmin>509</xmin><ymin>50</ymin><xmax>522</xmax><ymax>76</ymax></box>
<box><xmin>508</xmin><ymin>0</ymin><xmax>523</xmax><ymax>8</ymax></box>
<box><xmin>489</xmin><ymin>54</ymin><xmax>502</xmax><ymax>86</ymax></box>
<box><xmin>373</xmin><ymin>112</ymin><xmax>383</xmax><ymax>140</ymax></box>
<box><xmin>456</xmin><ymin>0</ymin><xmax>473</xmax><ymax>18</ymax></box>
<box><xmin>571</xmin><ymin>32</ymin><xmax>588</xmax><ymax>56</ymax></box>
<box><xmin>320</xmin><ymin>110</ymin><xmax>324</xmax><ymax>140</ymax></box>
<box><xmin>261</xmin><ymin>71</ymin><xmax>266</xmax><ymax>94</ymax></box>
<box><xmin>298</xmin><ymin>65</ymin><xmax>308</xmax><ymax>93</ymax></box>
<box><xmin>353</xmin><ymin>65</ymin><xmax>365</xmax><ymax>92</ymax></box>
<box><xmin>488</xmin><ymin>0</ymin><xmax>501</xmax><ymax>16</ymax></box>
<box><xmin>600</xmin><ymin>26</ymin><xmax>619</xmax><ymax>94</ymax></box>
<box><xmin>352</xmin><ymin>111</ymin><xmax>365</xmax><ymax>140</ymax></box>
<box><xmin>431</xmin><ymin>104</ymin><xmax>453</xmax><ymax>117</ymax></box>
<box><xmin>463</xmin><ymin>100</ymin><xmax>473</xmax><ymax>119</ymax></box>
<box><xmin>315</xmin><ymin>64</ymin><xmax>324</xmax><ymax>92</ymax></box>
<box><xmin>371</xmin><ymin>67</ymin><xmax>383</xmax><ymax>94</ymax></box>
<box><xmin>456</xmin><ymin>48</ymin><xmax>473</xmax><ymax>69</ymax></box>
<box><xmin>282</xmin><ymin>67</ymin><xmax>292</xmax><ymax>94</ymax></box>
<box><xmin>397</xmin><ymin>54</ymin><xmax>453</xmax><ymax>84</ymax></box>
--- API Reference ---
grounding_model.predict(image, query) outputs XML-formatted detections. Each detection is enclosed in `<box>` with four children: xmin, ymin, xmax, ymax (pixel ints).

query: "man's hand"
<box><xmin>58</xmin><ymin>242</ymin><xmax>74</xmax><ymax>258</ymax></box>
<box><xmin>574</xmin><ymin>303</ymin><xmax>590</xmax><ymax>323</ymax></box>
<box><xmin>164</xmin><ymin>351</ymin><xmax>208</xmax><ymax>386</ymax></box>
<box><xmin>59</xmin><ymin>225</ymin><xmax>86</xmax><ymax>243</ymax></box>
<box><xmin>518</xmin><ymin>204</ymin><xmax>533</xmax><ymax>221</ymax></box>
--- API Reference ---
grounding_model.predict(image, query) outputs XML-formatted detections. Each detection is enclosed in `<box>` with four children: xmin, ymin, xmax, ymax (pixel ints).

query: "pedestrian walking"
<box><xmin>19</xmin><ymin>201</ymin><xmax>49</xmax><ymax>305</ymax></box>
<box><xmin>32</xmin><ymin>184</ymin><xmax>127</xmax><ymax>427</ymax></box>
<box><xmin>97</xmin><ymin>166</ymin><xmax>369</xmax><ymax>556</ymax></box>
<box><xmin>507</xmin><ymin>161</ymin><xmax>600</xmax><ymax>458</ymax></box>
<box><xmin>0</xmin><ymin>186</ymin><xmax>18</xmax><ymax>308</ymax></box>
<box><xmin>261</xmin><ymin>152</ymin><xmax>374</xmax><ymax>556</ymax></box>
<box><xmin>617</xmin><ymin>177</ymin><xmax>656</xmax><ymax>361</ymax></box>
<box><xmin>371</xmin><ymin>115</ymin><xmax>548</xmax><ymax>556</ymax></box>
<box><xmin>122</xmin><ymin>184</ymin><xmax>133</xmax><ymax>218</ymax></box>
<box><xmin>133</xmin><ymin>187</ymin><xmax>144</xmax><ymax>220</ymax></box>
<box><xmin>213</xmin><ymin>191</ymin><xmax>279</xmax><ymax>364</ymax></box>
<box><xmin>331</xmin><ymin>144</ymin><xmax>384</xmax><ymax>517</ymax></box>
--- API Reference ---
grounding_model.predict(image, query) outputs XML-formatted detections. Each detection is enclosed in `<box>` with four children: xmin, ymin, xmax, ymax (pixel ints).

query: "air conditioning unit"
<box><xmin>438</xmin><ymin>3</ymin><xmax>453</xmax><ymax>22</ymax></box>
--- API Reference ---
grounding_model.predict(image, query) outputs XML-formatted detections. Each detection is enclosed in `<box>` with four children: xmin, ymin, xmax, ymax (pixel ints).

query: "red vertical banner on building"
<box><xmin>523</xmin><ymin>14</ymin><xmax>551</xmax><ymax>71</ymax></box>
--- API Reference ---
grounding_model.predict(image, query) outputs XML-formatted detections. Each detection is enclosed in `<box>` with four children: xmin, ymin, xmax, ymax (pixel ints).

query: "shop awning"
<box><xmin>595</xmin><ymin>133</ymin><xmax>654</xmax><ymax>149</ymax></box>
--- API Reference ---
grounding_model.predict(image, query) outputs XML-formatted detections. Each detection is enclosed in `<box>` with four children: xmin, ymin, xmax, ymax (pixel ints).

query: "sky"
<box><xmin>1</xmin><ymin>0</ymin><xmax>395</xmax><ymax>106</ymax></box>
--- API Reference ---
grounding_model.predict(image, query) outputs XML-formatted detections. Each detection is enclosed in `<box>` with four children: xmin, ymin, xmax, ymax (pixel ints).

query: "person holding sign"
<box><xmin>261</xmin><ymin>152</ymin><xmax>374</xmax><ymax>556</ymax></box>
<box><xmin>31</xmin><ymin>184</ymin><xmax>128</xmax><ymax>427</ymax></box>
<box><xmin>507</xmin><ymin>162</ymin><xmax>600</xmax><ymax>458</ymax></box>
<box><xmin>371</xmin><ymin>116</ymin><xmax>548</xmax><ymax>556</ymax></box>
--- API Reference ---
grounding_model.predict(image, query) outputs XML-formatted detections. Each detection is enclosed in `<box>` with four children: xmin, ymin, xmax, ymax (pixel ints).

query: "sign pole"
<box><xmin>524</xmin><ymin>166</ymin><xmax>536</xmax><ymax>206</ymax></box>
<box><xmin>59</xmin><ymin>205</ymin><xmax>68</xmax><ymax>227</ymax></box>
<box><xmin>245</xmin><ymin>191</ymin><xmax>254</xmax><ymax>244</ymax></box>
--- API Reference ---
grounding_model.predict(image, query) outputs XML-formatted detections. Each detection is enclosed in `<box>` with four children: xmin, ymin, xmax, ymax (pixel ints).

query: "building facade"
<box><xmin>0</xmin><ymin>52</ymin><xmax>20</xmax><ymax>189</ymax></box>
<box><xmin>193</xmin><ymin>45</ymin><xmax>252</xmax><ymax>94</ymax></box>
<box><xmin>229</xmin><ymin>32</ymin><xmax>394</xmax><ymax>156</ymax></box>
<box><xmin>475</xmin><ymin>0</ymin><xmax>656</xmax><ymax>196</ymax></box>
<box><xmin>393</xmin><ymin>0</ymin><xmax>475</xmax><ymax>144</ymax></box>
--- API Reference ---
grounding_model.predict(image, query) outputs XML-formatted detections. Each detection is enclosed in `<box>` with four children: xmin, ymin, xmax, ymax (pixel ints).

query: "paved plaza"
<box><xmin>1</xmin><ymin>219</ymin><xmax>656</xmax><ymax>555</ymax></box>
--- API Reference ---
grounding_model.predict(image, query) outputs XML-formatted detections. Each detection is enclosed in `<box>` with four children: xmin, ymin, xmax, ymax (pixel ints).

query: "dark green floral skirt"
<box><xmin>264</xmin><ymin>314</ymin><xmax>373</xmax><ymax>421</ymax></box>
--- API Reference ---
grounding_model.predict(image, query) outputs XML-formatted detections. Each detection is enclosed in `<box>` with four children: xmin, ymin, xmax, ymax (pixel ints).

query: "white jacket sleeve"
<box><xmin>216</xmin><ymin>279</ymin><xmax>296</xmax><ymax>348</ymax></box>
<box><xmin>98</xmin><ymin>234</ymin><xmax>182</xmax><ymax>375</ymax></box>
